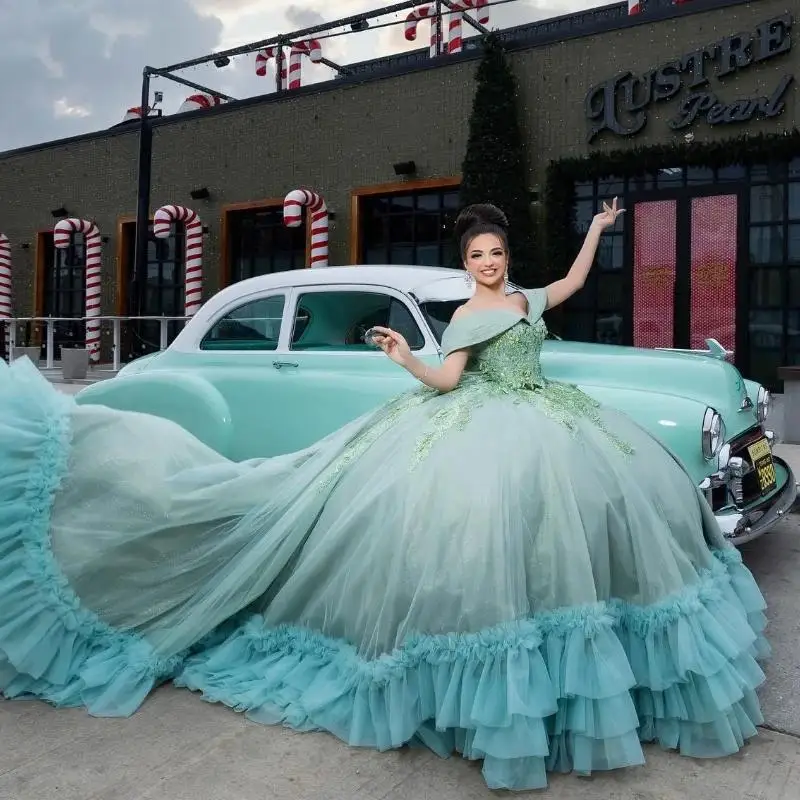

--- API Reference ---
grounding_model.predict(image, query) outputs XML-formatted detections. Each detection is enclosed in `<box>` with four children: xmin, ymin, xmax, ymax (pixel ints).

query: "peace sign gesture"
<box><xmin>591</xmin><ymin>196</ymin><xmax>625</xmax><ymax>231</ymax></box>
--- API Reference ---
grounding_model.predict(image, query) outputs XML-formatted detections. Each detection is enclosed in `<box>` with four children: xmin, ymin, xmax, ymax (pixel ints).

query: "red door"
<box><xmin>630</xmin><ymin>192</ymin><xmax>739</xmax><ymax>356</ymax></box>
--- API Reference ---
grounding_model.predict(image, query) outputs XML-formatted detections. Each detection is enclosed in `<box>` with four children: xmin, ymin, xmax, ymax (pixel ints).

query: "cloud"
<box><xmin>0</xmin><ymin>0</ymin><xmax>223</xmax><ymax>151</ymax></box>
<box><xmin>284</xmin><ymin>5</ymin><xmax>327</xmax><ymax>29</ymax></box>
<box><xmin>0</xmin><ymin>0</ymin><xmax>607</xmax><ymax>152</ymax></box>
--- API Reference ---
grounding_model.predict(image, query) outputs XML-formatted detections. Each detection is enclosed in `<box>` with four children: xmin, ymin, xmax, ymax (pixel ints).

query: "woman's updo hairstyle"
<box><xmin>454</xmin><ymin>203</ymin><xmax>510</xmax><ymax>260</ymax></box>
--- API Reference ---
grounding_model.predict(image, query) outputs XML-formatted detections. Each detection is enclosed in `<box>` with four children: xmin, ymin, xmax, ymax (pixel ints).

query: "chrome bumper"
<box><xmin>713</xmin><ymin>456</ymin><xmax>798</xmax><ymax>546</ymax></box>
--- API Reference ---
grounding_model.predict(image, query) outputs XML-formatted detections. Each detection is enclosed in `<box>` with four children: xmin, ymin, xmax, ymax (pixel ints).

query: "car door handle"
<box><xmin>272</xmin><ymin>360</ymin><xmax>299</xmax><ymax>369</ymax></box>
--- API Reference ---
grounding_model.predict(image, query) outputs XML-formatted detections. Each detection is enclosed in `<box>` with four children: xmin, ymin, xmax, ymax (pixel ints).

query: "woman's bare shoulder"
<box><xmin>451</xmin><ymin>303</ymin><xmax>474</xmax><ymax>321</ymax></box>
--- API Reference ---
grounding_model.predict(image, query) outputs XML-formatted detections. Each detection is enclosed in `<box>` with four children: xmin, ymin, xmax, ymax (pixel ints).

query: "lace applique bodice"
<box><xmin>317</xmin><ymin>310</ymin><xmax>634</xmax><ymax>488</ymax></box>
<box><xmin>407</xmin><ymin>318</ymin><xmax>634</xmax><ymax>468</ymax></box>
<box><xmin>469</xmin><ymin>318</ymin><xmax>547</xmax><ymax>390</ymax></box>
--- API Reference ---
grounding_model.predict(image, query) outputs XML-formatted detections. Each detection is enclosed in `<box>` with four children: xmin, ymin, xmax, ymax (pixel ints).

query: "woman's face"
<box><xmin>463</xmin><ymin>233</ymin><xmax>507</xmax><ymax>288</ymax></box>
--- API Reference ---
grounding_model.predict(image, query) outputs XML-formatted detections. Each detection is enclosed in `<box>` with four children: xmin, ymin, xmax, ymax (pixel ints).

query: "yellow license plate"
<box><xmin>748</xmin><ymin>437</ymin><xmax>777</xmax><ymax>494</ymax></box>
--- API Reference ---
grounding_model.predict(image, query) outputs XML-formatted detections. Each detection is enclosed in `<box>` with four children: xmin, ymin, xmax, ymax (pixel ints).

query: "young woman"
<box><xmin>0</xmin><ymin>202</ymin><xmax>766</xmax><ymax>791</ymax></box>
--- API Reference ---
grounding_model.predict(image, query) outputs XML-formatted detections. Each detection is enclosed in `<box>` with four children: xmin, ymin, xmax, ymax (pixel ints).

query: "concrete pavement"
<box><xmin>2</xmin><ymin>519</ymin><xmax>800</xmax><ymax>799</ymax></box>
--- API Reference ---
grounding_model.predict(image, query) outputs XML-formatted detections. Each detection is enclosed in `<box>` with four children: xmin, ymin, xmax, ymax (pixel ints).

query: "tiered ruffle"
<box><xmin>0</xmin><ymin>357</ymin><xmax>769</xmax><ymax>790</ymax></box>
<box><xmin>176</xmin><ymin>549</ymin><xmax>767</xmax><ymax>790</ymax></box>
<box><xmin>0</xmin><ymin>359</ymin><xmax>183</xmax><ymax>716</ymax></box>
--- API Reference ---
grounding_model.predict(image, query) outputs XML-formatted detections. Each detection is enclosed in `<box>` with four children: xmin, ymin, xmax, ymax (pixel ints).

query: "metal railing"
<box><xmin>2</xmin><ymin>316</ymin><xmax>189</xmax><ymax>371</ymax></box>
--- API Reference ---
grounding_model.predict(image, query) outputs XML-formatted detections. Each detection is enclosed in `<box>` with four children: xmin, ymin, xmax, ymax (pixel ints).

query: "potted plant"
<box><xmin>61</xmin><ymin>344</ymin><xmax>90</xmax><ymax>380</ymax></box>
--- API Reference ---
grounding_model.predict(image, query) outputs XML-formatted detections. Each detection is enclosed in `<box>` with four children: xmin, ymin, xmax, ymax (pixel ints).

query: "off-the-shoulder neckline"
<box><xmin>453</xmin><ymin>290</ymin><xmax>531</xmax><ymax>322</ymax></box>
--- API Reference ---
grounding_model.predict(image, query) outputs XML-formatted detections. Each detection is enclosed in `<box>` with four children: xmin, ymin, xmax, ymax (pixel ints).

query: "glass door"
<box><xmin>627</xmin><ymin>189</ymin><xmax>742</xmax><ymax>358</ymax></box>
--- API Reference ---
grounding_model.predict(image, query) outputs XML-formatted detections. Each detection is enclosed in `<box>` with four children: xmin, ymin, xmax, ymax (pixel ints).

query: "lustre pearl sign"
<box><xmin>585</xmin><ymin>14</ymin><xmax>794</xmax><ymax>142</ymax></box>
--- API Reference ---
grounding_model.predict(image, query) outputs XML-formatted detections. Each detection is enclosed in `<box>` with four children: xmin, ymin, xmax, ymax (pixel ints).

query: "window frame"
<box><xmin>285</xmin><ymin>284</ymin><xmax>439</xmax><ymax>357</ymax></box>
<box><xmin>350</xmin><ymin>178</ymin><xmax>461</xmax><ymax>266</ymax></box>
<box><xmin>40</xmin><ymin>231</ymin><xmax>87</xmax><ymax>354</ymax></box>
<box><xmin>192</xmin><ymin>289</ymin><xmax>290</xmax><ymax>354</ymax></box>
<box><xmin>223</xmin><ymin>202</ymin><xmax>308</xmax><ymax>285</ymax></box>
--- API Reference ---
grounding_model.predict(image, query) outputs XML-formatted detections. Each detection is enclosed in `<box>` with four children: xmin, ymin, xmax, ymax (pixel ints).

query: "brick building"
<box><xmin>0</xmin><ymin>0</ymin><xmax>797</xmax><ymax>389</ymax></box>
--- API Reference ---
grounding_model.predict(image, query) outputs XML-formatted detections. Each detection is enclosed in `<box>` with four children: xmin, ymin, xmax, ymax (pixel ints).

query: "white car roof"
<box><xmin>169</xmin><ymin>265</ymin><xmax>472</xmax><ymax>350</ymax></box>
<box><xmin>221</xmin><ymin>264</ymin><xmax>457</xmax><ymax>293</ymax></box>
<box><xmin>199</xmin><ymin>265</ymin><xmax>471</xmax><ymax>316</ymax></box>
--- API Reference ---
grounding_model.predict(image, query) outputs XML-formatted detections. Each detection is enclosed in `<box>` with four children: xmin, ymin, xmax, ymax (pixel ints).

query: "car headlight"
<box><xmin>702</xmin><ymin>407</ymin><xmax>725</xmax><ymax>460</ymax></box>
<box><xmin>756</xmin><ymin>386</ymin><xmax>771</xmax><ymax>423</ymax></box>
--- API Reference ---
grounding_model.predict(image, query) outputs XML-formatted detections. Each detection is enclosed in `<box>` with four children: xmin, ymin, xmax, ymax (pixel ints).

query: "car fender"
<box><xmin>576</xmin><ymin>383</ymin><xmax>715</xmax><ymax>483</ymax></box>
<box><xmin>74</xmin><ymin>372</ymin><xmax>234</xmax><ymax>455</ymax></box>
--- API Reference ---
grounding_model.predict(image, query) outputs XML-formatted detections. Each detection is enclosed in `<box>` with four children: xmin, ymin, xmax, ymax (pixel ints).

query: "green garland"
<box><xmin>543</xmin><ymin>128</ymin><xmax>800</xmax><ymax>313</ymax></box>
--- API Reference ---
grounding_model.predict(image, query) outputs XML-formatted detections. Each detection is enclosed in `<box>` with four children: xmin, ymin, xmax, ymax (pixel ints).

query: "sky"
<box><xmin>0</xmin><ymin>0</ymin><xmax>609</xmax><ymax>152</ymax></box>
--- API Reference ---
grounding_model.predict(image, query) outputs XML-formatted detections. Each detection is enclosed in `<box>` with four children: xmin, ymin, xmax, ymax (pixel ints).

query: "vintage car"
<box><xmin>75</xmin><ymin>265</ymin><xmax>796</xmax><ymax>546</ymax></box>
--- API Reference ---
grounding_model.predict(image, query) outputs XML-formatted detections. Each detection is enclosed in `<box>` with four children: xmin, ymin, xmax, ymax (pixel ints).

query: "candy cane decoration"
<box><xmin>287</xmin><ymin>40</ymin><xmax>323</xmax><ymax>90</ymax></box>
<box><xmin>153</xmin><ymin>205</ymin><xmax>203</xmax><ymax>316</ymax></box>
<box><xmin>447</xmin><ymin>0</ymin><xmax>490</xmax><ymax>54</ymax></box>
<box><xmin>283</xmin><ymin>189</ymin><xmax>329</xmax><ymax>268</ymax></box>
<box><xmin>0</xmin><ymin>234</ymin><xmax>11</xmax><ymax>361</ymax></box>
<box><xmin>53</xmin><ymin>219</ymin><xmax>102</xmax><ymax>363</ymax></box>
<box><xmin>121</xmin><ymin>106</ymin><xmax>144</xmax><ymax>123</ymax></box>
<box><xmin>255</xmin><ymin>46</ymin><xmax>288</xmax><ymax>89</ymax></box>
<box><xmin>405</xmin><ymin>5</ymin><xmax>442</xmax><ymax>58</ymax></box>
<box><xmin>177</xmin><ymin>93</ymin><xmax>224</xmax><ymax>114</ymax></box>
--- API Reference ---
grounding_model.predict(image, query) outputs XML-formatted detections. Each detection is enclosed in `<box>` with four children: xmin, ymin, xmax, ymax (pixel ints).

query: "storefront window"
<box><xmin>228</xmin><ymin>207</ymin><xmax>306</xmax><ymax>282</ymax></box>
<box><xmin>563</xmin><ymin>156</ymin><xmax>800</xmax><ymax>390</ymax></box>
<box><xmin>360</xmin><ymin>187</ymin><xmax>460</xmax><ymax>267</ymax></box>
<box><xmin>563</xmin><ymin>179</ymin><xmax>627</xmax><ymax>345</ymax></box>
<box><xmin>122</xmin><ymin>224</ymin><xmax>185</xmax><ymax>359</ymax></box>
<box><xmin>42</xmin><ymin>233</ymin><xmax>86</xmax><ymax>357</ymax></box>
<box><xmin>746</xmin><ymin>160</ymin><xmax>800</xmax><ymax>389</ymax></box>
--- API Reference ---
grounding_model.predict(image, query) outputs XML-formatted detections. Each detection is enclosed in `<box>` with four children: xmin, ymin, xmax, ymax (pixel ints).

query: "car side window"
<box><xmin>290</xmin><ymin>290</ymin><xmax>424</xmax><ymax>351</ymax></box>
<box><xmin>200</xmin><ymin>294</ymin><xmax>285</xmax><ymax>351</ymax></box>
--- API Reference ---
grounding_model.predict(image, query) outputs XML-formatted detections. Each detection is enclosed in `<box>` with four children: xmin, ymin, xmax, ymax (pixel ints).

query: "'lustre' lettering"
<box><xmin>585</xmin><ymin>14</ymin><xmax>794</xmax><ymax>142</ymax></box>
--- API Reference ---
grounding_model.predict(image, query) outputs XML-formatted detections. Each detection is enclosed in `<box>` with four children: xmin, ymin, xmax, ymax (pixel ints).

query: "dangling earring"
<box><xmin>464</xmin><ymin>270</ymin><xmax>474</xmax><ymax>287</ymax></box>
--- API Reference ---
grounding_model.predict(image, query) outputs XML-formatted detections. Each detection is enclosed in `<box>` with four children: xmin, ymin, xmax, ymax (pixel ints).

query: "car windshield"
<box><xmin>418</xmin><ymin>300</ymin><xmax>466</xmax><ymax>343</ymax></box>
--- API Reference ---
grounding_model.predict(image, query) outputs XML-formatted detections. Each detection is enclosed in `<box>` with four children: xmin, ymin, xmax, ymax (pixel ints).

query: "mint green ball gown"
<box><xmin>0</xmin><ymin>289</ymin><xmax>767</xmax><ymax>790</ymax></box>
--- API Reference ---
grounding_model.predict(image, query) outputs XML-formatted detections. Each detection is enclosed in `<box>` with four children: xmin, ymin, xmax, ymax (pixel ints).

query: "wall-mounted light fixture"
<box><xmin>50</xmin><ymin>206</ymin><xmax>68</xmax><ymax>218</ymax></box>
<box><xmin>190</xmin><ymin>187</ymin><xmax>210</xmax><ymax>200</ymax></box>
<box><xmin>393</xmin><ymin>161</ymin><xmax>416</xmax><ymax>176</ymax></box>
<box><xmin>19</xmin><ymin>242</ymin><xmax>30</xmax><ymax>250</ymax></box>
<box><xmin>351</xmin><ymin>20</ymin><xmax>369</xmax><ymax>31</ymax></box>
<box><xmin>214</xmin><ymin>56</ymin><xmax>231</xmax><ymax>69</ymax></box>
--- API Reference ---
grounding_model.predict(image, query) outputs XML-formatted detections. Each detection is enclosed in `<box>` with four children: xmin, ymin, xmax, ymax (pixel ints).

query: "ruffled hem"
<box><xmin>0</xmin><ymin>358</ymin><xmax>183</xmax><ymax>716</ymax></box>
<box><xmin>0</xmin><ymin>358</ymin><xmax>769</xmax><ymax>791</ymax></box>
<box><xmin>176</xmin><ymin>548</ymin><xmax>767</xmax><ymax>791</ymax></box>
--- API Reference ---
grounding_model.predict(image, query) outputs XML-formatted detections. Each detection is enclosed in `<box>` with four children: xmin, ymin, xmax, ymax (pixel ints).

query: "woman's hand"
<box><xmin>370</xmin><ymin>326</ymin><xmax>412</xmax><ymax>366</ymax></box>
<box><xmin>590</xmin><ymin>196</ymin><xmax>625</xmax><ymax>231</ymax></box>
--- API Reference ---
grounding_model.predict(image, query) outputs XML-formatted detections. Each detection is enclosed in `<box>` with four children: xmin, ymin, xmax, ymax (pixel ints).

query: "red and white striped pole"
<box><xmin>153</xmin><ymin>205</ymin><xmax>204</xmax><ymax>317</ymax></box>
<box><xmin>255</xmin><ymin>46</ymin><xmax>288</xmax><ymax>89</ymax></box>
<box><xmin>53</xmin><ymin>218</ymin><xmax>102</xmax><ymax>363</ymax></box>
<box><xmin>405</xmin><ymin>5</ymin><xmax>443</xmax><ymax>58</ymax></box>
<box><xmin>0</xmin><ymin>233</ymin><xmax>11</xmax><ymax>361</ymax></box>
<box><xmin>283</xmin><ymin>189</ymin><xmax>329</xmax><ymax>268</ymax></box>
<box><xmin>287</xmin><ymin>40</ymin><xmax>323</xmax><ymax>90</ymax></box>
<box><xmin>447</xmin><ymin>0</ymin><xmax>490</xmax><ymax>54</ymax></box>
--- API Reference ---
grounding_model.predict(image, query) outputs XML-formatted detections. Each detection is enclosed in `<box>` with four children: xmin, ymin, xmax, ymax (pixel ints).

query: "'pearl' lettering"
<box><xmin>585</xmin><ymin>14</ymin><xmax>794</xmax><ymax>142</ymax></box>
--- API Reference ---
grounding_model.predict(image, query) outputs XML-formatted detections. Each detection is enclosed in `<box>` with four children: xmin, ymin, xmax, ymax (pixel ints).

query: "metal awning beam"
<box><xmin>155</xmin><ymin>0</ymin><xmax>424</xmax><ymax>74</ymax></box>
<box><xmin>148</xmin><ymin>70</ymin><xmax>237</xmax><ymax>102</ymax></box>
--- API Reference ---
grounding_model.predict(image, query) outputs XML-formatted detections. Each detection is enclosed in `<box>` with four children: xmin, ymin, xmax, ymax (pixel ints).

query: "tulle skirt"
<box><xmin>0</xmin><ymin>358</ymin><xmax>768</xmax><ymax>790</ymax></box>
